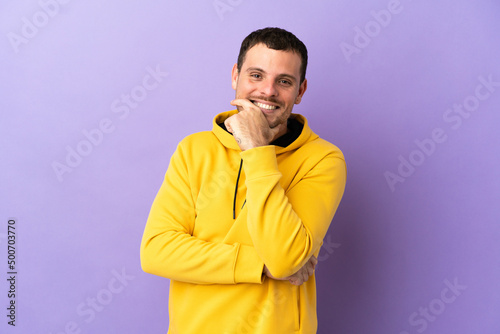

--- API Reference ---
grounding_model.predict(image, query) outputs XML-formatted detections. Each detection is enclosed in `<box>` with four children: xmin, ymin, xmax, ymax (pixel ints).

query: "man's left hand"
<box><xmin>263</xmin><ymin>256</ymin><xmax>318</xmax><ymax>286</ymax></box>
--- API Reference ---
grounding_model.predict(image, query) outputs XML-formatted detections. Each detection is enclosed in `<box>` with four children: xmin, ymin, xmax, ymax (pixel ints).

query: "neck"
<box><xmin>271</xmin><ymin>122</ymin><xmax>289</xmax><ymax>142</ymax></box>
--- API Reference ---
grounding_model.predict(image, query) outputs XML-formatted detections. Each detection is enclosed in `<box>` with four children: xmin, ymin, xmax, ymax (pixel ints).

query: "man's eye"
<box><xmin>280</xmin><ymin>80</ymin><xmax>291</xmax><ymax>85</ymax></box>
<box><xmin>251</xmin><ymin>74</ymin><xmax>261</xmax><ymax>79</ymax></box>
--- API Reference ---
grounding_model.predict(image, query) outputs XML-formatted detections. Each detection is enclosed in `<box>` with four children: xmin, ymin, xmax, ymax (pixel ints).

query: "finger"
<box><xmin>224</xmin><ymin>119</ymin><xmax>233</xmax><ymax>133</ymax></box>
<box><xmin>306</xmin><ymin>264</ymin><xmax>314</xmax><ymax>277</ymax></box>
<box><xmin>230</xmin><ymin>99</ymin><xmax>263</xmax><ymax>115</ymax></box>
<box><xmin>289</xmin><ymin>273</ymin><xmax>302</xmax><ymax>286</ymax></box>
<box><xmin>310</xmin><ymin>257</ymin><xmax>318</xmax><ymax>270</ymax></box>
<box><xmin>292</xmin><ymin>277</ymin><xmax>302</xmax><ymax>286</ymax></box>
<box><xmin>230</xmin><ymin>98</ymin><xmax>256</xmax><ymax>110</ymax></box>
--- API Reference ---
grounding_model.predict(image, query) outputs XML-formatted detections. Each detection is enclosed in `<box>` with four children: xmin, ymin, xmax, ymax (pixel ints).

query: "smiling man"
<box><xmin>141</xmin><ymin>27</ymin><xmax>346</xmax><ymax>334</ymax></box>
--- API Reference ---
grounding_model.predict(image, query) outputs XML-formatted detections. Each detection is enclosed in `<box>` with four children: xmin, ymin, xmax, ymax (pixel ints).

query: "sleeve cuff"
<box><xmin>234</xmin><ymin>244</ymin><xmax>265</xmax><ymax>284</ymax></box>
<box><xmin>240</xmin><ymin>146</ymin><xmax>279</xmax><ymax>180</ymax></box>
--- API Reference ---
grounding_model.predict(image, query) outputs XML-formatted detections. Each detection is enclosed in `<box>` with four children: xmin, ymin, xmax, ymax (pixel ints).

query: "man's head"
<box><xmin>237</xmin><ymin>27</ymin><xmax>308</xmax><ymax>84</ymax></box>
<box><xmin>231</xmin><ymin>28</ymin><xmax>308</xmax><ymax>134</ymax></box>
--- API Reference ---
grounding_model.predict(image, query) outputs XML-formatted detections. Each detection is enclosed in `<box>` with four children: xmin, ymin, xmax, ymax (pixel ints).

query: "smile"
<box><xmin>252</xmin><ymin>101</ymin><xmax>278</xmax><ymax>110</ymax></box>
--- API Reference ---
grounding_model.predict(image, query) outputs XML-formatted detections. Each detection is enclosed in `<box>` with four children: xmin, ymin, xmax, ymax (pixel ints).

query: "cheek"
<box><xmin>237</xmin><ymin>84</ymin><xmax>254</xmax><ymax>96</ymax></box>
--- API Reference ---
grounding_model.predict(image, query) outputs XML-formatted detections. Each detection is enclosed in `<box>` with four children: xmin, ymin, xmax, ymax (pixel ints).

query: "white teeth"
<box><xmin>253</xmin><ymin>101</ymin><xmax>277</xmax><ymax>110</ymax></box>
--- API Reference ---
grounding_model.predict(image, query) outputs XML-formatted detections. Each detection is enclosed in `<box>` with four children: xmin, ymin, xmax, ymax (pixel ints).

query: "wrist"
<box><xmin>239</xmin><ymin>138</ymin><xmax>267</xmax><ymax>151</ymax></box>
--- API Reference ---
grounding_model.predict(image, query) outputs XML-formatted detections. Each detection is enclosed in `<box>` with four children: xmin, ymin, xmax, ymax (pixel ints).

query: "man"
<box><xmin>141</xmin><ymin>27</ymin><xmax>346</xmax><ymax>333</ymax></box>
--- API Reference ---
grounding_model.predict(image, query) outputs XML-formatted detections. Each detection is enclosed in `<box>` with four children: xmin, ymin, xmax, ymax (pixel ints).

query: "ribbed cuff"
<box><xmin>240</xmin><ymin>146</ymin><xmax>280</xmax><ymax>180</ymax></box>
<box><xmin>234</xmin><ymin>244</ymin><xmax>264</xmax><ymax>284</ymax></box>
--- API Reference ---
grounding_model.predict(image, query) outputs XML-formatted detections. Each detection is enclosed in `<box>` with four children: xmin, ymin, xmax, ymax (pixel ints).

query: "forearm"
<box><xmin>140</xmin><ymin>143</ymin><xmax>265</xmax><ymax>285</ymax></box>
<box><xmin>140</xmin><ymin>225</ymin><xmax>264</xmax><ymax>284</ymax></box>
<box><xmin>241</xmin><ymin>146</ymin><xmax>346</xmax><ymax>278</ymax></box>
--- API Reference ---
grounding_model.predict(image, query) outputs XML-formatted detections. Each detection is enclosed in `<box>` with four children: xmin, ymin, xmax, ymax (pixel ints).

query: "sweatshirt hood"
<box><xmin>212</xmin><ymin>109</ymin><xmax>318</xmax><ymax>153</ymax></box>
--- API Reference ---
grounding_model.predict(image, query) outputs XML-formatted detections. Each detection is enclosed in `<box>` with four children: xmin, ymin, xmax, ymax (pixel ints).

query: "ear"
<box><xmin>295</xmin><ymin>78</ymin><xmax>307</xmax><ymax>104</ymax></box>
<box><xmin>231</xmin><ymin>63</ymin><xmax>239</xmax><ymax>90</ymax></box>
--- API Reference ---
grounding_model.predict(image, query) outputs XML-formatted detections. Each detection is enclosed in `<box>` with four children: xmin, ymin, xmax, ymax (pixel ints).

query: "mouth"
<box><xmin>251</xmin><ymin>100</ymin><xmax>279</xmax><ymax>111</ymax></box>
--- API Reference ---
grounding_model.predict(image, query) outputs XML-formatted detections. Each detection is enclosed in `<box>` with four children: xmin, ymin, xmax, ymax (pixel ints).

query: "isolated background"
<box><xmin>1</xmin><ymin>0</ymin><xmax>499</xmax><ymax>333</ymax></box>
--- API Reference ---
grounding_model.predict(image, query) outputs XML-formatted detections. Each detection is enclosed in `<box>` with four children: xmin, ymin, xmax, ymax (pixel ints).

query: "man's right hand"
<box><xmin>225</xmin><ymin>99</ymin><xmax>281</xmax><ymax>151</ymax></box>
<box><xmin>263</xmin><ymin>256</ymin><xmax>318</xmax><ymax>286</ymax></box>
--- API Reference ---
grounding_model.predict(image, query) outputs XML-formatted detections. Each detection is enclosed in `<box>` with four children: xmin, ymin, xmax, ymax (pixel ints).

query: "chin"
<box><xmin>265</xmin><ymin>117</ymin><xmax>279</xmax><ymax>128</ymax></box>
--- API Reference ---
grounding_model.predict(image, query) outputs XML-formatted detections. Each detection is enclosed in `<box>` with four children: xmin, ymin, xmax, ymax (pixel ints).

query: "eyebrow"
<box><xmin>246</xmin><ymin>67</ymin><xmax>297</xmax><ymax>84</ymax></box>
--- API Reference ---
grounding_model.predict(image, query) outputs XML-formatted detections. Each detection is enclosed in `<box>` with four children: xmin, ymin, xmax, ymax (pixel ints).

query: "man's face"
<box><xmin>231</xmin><ymin>43</ymin><xmax>307</xmax><ymax>132</ymax></box>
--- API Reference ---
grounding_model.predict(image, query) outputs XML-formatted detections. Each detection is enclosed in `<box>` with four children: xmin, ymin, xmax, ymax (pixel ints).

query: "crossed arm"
<box><xmin>140</xmin><ymin>100</ymin><xmax>345</xmax><ymax>286</ymax></box>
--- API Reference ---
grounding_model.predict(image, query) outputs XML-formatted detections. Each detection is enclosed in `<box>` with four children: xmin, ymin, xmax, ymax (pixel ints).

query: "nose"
<box><xmin>259</xmin><ymin>79</ymin><xmax>278</xmax><ymax>97</ymax></box>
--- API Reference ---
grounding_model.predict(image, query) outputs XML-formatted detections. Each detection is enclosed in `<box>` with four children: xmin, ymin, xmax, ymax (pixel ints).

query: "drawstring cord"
<box><xmin>233</xmin><ymin>159</ymin><xmax>243</xmax><ymax>219</ymax></box>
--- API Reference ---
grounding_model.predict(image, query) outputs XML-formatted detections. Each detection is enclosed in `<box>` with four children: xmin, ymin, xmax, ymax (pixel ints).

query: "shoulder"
<box><xmin>178</xmin><ymin>130</ymin><xmax>218</xmax><ymax>149</ymax></box>
<box><xmin>289</xmin><ymin>114</ymin><xmax>345</xmax><ymax>163</ymax></box>
<box><xmin>300</xmin><ymin>136</ymin><xmax>345</xmax><ymax>164</ymax></box>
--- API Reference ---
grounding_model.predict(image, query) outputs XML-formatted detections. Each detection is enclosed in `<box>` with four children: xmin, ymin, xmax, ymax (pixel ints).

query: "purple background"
<box><xmin>1</xmin><ymin>0</ymin><xmax>499</xmax><ymax>333</ymax></box>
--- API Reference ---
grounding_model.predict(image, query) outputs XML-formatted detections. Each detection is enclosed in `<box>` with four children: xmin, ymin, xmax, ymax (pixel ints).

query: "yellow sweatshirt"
<box><xmin>141</xmin><ymin>110</ymin><xmax>346</xmax><ymax>334</ymax></box>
